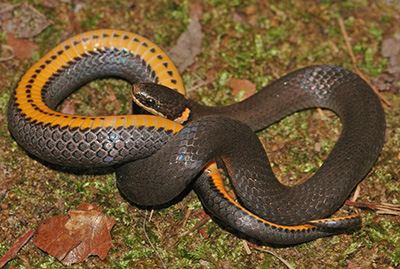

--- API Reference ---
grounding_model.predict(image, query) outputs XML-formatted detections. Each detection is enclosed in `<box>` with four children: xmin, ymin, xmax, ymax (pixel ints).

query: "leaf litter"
<box><xmin>33</xmin><ymin>203</ymin><xmax>115</xmax><ymax>266</ymax></box>
<box><xmin>0</xmin><ymin>2</ymin><xmax>52</xmax><ymax>38</ymax></box>
<box><xmin>168</xmin><ymin>3</ymin><xmax>203</xmax><ymax>73</ymax></box>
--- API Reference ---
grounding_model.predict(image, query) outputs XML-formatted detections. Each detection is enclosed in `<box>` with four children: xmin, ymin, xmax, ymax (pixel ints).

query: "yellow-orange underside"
<box><xmin>15</xmin><ymin>29</ymin><xmax>184</xmax><ymax>132</ymax></box>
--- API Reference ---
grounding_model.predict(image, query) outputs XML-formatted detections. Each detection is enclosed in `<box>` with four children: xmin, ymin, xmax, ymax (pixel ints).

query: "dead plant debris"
<box><xmin>0</xmin><ymin>2</ymin><xmax>52</xmax><ymax>38</ymax></box>
<box><xmin>228</xmin><ymin>78</ymin><xmax>256</xmax><ymax>100</ymax></box>
<box><xmin>33</xmin><ymin>203</ymin><xmax>115</xmax><ymax>266</ymax></box>
<box><xmin>0</xmin><ymin>228</ymin><xmax>34</xmax><ymax>268</ymax></box>
<box><xmin>168</xmin><ymin>3</ymin><xmax>203</xmax><ymax>73</ymax></box>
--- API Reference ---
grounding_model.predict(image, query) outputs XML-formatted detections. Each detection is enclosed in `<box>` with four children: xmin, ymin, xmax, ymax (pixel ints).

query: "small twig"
<box><xmin>338</xmin><ymin>17</ymin><xmax>391</xmax><ymax>107</ymax></box>
<box><xmin>248</xmin><ymin>243</ymin><xmax>294</xmax><ymax>269</ymax></box>
<box><xmin>242</xmin><ymin>240</ymin><xmax>252</xmax><ymax>255</ymax></box>
<box><xmin>350</xmin><ymin>184</ymin><xmax>361</xmax><ymax>202</ymax></box>
<box><xmin>180</xmin><ymin>213</ymin><xmax>211</xmax><ymax>237</ymax></box>
<box><xmin>0</xmin><ymin>228</ymin><xmax>34</xmax><ymax>268</ymax></box>
<box><xmin>143</xmin><ymin>211</ymin><xmax>166</xmax><ymax>269</ymax></box>
<box><xmin>376</xmin><ymin>202</ymin><xmax>400</xmax><ymax>215</ymax></box>
<box><xmin>180</xmin><ymin>208</ymin><xmax>192</xmax><ymax>231</ymax></box>
<box><xmin>188</xmin><ymin>72</ymin><xmax>211</xmax><ymax>92</ymax></box>
<box><xmin>148</xmin><ymin>209</ymin><xmax>154</xmax><ymax>221</ymax></box>
<box><xmin>345</xmin><ymin>200</ymin><xmax>400</xmax><ymax>216</ymax></box>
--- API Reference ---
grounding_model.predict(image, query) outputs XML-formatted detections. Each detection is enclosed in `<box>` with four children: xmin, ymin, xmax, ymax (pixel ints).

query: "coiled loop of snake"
<box><xmin>8</xmin><ymin>29</ymin><xmax>385</xmax><ymax>245</ymax></box>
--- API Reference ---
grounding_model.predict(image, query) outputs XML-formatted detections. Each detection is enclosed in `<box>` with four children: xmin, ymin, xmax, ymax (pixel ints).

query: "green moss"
<box><xmin>0</xmin><ymin>92</ymin><xmax>10</xmax><ymax>116</ymax></box>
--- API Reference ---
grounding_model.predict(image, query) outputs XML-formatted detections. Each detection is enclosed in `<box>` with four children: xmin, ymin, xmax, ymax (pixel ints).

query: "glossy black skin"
<box><xmin>8</xmin><ymin>48</ymin><xmax>174</xmax><ymax>167</ymax></box>
<box><xmin>118</xmin><ymin>65</ymin><xmax>385</xmax><ymax>228</ymax></box>
<box><xmin>9</xmin><ymin>51</ymin><xmax>384</xmax><ymax>244</ymax></box>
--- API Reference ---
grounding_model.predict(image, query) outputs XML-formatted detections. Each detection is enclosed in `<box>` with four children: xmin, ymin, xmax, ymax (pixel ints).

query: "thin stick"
<box><xmin>345</xmin><ymin>200</ymin><xmax>400</xmax><ymax>216</ymax></box>
<box><xmin>180</xmin><ymin>208</ymin><xmax>192</xmax><ymax>231</ymax></box>
<box><xmin>180</xmin><ymin>213</ymin><xmax>211</xmax><ymax>237</ymax></box>
<box><xmin>0</xmin><ymin>228</ymin><xmax>34</xmax><ymax>268</ymax></box>
<box><xmin>338</xmin><ymin>17</ymin><xmax>391</xmax><ymax>107</ymax></box>
<box><xmin>249</xmin><ymin>244</ymin><xmax>294</xmax><ymax>269</ymax></box>
<box><xmin>143</xmin><ymin>211</ymin><xmax>166</xmax><ymax>269</ymax></box>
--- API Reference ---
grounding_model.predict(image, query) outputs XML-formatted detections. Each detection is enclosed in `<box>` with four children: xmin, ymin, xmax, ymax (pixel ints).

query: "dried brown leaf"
<box><xmin>33</xmin><ymin>203</ymin><xmax>115</xmax><ymax>266</ymax></box>
<box><xmin>169</xmin><ymin>5</ymin><xmax>202</xmax><ymax>73</ymax></box>
<box><xmin>382</xmin><ymin>35</ymin><xmax>400</xmax><ymax>75</ymax></box>
<box><xmin>34</xmin><ymin>215</ymin><xmax>80</xmax><ymax>261</ymax></box>
<box><xmin>0</xmin><ymin>2</ymin><xmax>52</xmax><ymax>38</ymax></box>
<box><xmin>6</xmin><ymin>33</ymin><xmax>38</xmax><ymax>61</ymax></box>
<box><xmin>228</xmin><ymin>78</ymin><xmax>256</xmax><ymax>100</ymax></box>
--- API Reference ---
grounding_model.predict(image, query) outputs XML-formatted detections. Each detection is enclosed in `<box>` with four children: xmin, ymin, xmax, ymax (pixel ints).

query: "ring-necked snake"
<box><xmin>7</xmin><ymin>29</ymin><xmax>386</xmax><ymax>245</ymax></box>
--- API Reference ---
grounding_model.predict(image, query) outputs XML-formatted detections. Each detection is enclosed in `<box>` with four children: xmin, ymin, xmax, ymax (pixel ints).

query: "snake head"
<box><xmin>132</xmin><ymin>82</ymin><xmax>191</xmax><ymax>124</ymax></box>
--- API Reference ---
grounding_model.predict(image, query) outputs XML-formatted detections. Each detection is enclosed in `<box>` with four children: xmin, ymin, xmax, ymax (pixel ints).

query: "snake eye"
<box><xmin>145</xmin><ymin>98</ymin><xmax>156</xmax><ymax>107</ymax></box>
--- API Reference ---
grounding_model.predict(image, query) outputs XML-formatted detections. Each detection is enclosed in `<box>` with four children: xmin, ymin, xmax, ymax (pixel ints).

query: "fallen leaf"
<box><xmin>372</xmin><ymin>73</ymin><xmax>398</xmax><ymax>93</ymax></box>
<box><xmin>381</xmin><ymin>34</ymin><xmax>400</xmax><ymax>75</ymax></box>
<box><xmin>374</xmin><ymin>34</ymin><xmax>400</xmax><ymax>93</ymax></box>
<box><xmin>6</xmin><ymin>33</ymin><xmax>38</xmax><ymax>61</ymax></box>
<box><xmin>33</xmin><ymin>203</ymin><xmax>115</xmax><ymax>266</ymax></box>
<box><xmin>34</xmin><ymin>215</ymin><xmax>80</xmax><ymax>261</ymax></box>
<box><xmin>228</xmin><ymin>78</ymin><xmax>256</xmax><ymax>100</ymax></box>
<box><xmin>168</xmin><ymin>4</ymin><xmax>203</xmax><ymax>73</ymax></box>
<box><xmin>0</xmin><ymin>2</ymin><xmax>52</xmax><ymax>38</ymax></box>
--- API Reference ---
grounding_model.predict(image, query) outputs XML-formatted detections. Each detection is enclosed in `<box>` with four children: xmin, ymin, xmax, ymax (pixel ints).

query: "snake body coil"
<box><xmin>8</xmin><ymin>29</ymin><xmax>386</xmax><ymax>245</ymax></box>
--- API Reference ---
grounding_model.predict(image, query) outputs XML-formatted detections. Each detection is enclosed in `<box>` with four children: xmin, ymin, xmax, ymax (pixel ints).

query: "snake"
<box><xmin>7</xmin><ymin>29</ymin><xmax>386</xmax><ymax>245</ymax></box>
